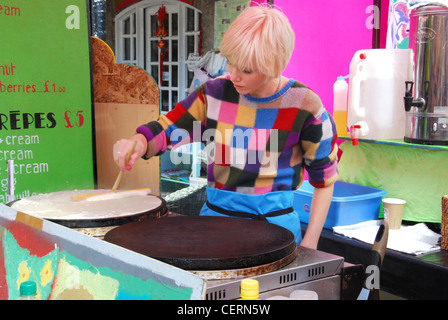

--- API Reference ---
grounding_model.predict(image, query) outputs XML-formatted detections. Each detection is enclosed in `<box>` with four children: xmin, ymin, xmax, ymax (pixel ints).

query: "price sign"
<box><xmin>0</xmin><ymin>1</ymin><xmax>94</xmax><ymax>203</ymax></box>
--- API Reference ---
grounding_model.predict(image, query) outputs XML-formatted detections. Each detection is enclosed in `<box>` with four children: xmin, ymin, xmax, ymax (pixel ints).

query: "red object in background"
<box><xmin>115</xmin><ymin>0</ymin><xmax>194</xmax><ymax>12</ymax></box>
<box><xmin>154</xmin><ymin>5</ymin><xmax>168</xmax><ymax>84</ymax></box>
<box><xmin>7</xmin><ymin>222</ymin><xmax>55</xmax><ymax>258</ymax></box>
<box><xmin>114</xmin><ymin>0</ymin><xmax>139</xmax><ymax>12</ymax></box>
<box><xmin>154</xmin><ymin>6</ymin><xmax>168</xmax><ymax>39</ymax></box>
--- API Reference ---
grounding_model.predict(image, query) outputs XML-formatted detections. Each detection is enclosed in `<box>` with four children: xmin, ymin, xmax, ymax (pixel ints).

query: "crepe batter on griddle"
<box><xmin>11</xmin><ymin>189</ymin><xmax>161</xmax><ymax>221</ymax></box>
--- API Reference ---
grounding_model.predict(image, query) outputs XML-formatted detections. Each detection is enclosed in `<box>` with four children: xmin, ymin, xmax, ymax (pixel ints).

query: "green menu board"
<box><xmin>0</xmin><ymin>0</ymin><xmax>94</xmax><ymax>203</ymax></box>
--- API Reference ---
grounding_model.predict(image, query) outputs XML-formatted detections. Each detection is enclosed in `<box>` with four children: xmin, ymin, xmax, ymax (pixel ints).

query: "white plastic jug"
<box><xmin>347</xmin><ymin>49</ymin><xmax>414</xmax><ymax>141</ymax></box>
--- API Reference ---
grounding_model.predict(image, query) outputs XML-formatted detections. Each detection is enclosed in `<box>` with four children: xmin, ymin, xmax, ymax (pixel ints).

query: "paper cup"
<box><xmin>382</xmin><ymin>198</ymin><xmax>406</xmax><ymax>230</ymax></box>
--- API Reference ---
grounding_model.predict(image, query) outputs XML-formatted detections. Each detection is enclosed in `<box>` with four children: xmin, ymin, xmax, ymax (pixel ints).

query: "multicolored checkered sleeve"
<box><xmin>136</xmin><ymin>85</ymin><xmax>208</xmax><ymax>158</ymax></box>
<box><xmin>301</xmin><ymin>105</ymin><xmax>339</xmax><ymax>188</ymax></box>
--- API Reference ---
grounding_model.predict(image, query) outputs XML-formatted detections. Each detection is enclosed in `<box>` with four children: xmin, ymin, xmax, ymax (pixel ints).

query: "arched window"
<box><xmin>115</xmin><ymin>0</ymin><xmax>202</xmax><ymax>113</ymax></box>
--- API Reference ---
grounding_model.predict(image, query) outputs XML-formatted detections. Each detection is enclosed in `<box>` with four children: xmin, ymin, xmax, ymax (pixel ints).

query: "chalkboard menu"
<box><xmin>0</xmin><ymin>1</ymin><xmax>94</xmax><ymax>203</ymax></box>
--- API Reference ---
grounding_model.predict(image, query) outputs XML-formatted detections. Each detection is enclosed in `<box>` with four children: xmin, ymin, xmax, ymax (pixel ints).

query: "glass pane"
<box><xmin>172</xmin><ymin>40</ymin><xmax>178</xmax><ymax>62</ymax></box>
<box><xmin>186</xmin><ymin>8</ymin><xmax>195</xmax><ymax>32</ymax></box>
<box><xmin>162</xmin><ymin>90</ymin><xmax>169</xmax><ymax>112</ymax></box>
<box><xmin>151</xmin><ymin>40</ymin><xmax>159</xmax><ymax>61</ymax></box>
<box><xmin>124</xmin><ymin>17</ymin><xmax>130</xmax><ymax>35</ymax></box>
<box><xmin>151</xmin><ymin>65</ymin><xmax>159</xmax><ymax>84</ymax></box>
<box><xmin>164</xmin><ymin>14</ymin><xmax>169</xmax><ymax>36</ymax></box>
<box><xmin>162</xmin><ymin>65</ymin><xmax>170</xmax><ymax>86</ymax></box>
<box><xmin>132</xmin><ymin>13</ymin><xmax>136</xmax><ymax>34</ymax></box>
<box><xmin>187</xmin><ymin>36</ymin><xmax>195</xmax><ymax>56</ymax></box>
<box><xmin>172</xmin><ymin>90</ymin><xmax>178</xmax><ymax>106</ymax></box>
<box><xmin>187</xmin><ymin>69</ymin><xmax>194</xmax><ymax>88</ymax></box>
<box><xmin>151</xmin><ymin>15</ymin><xmax>157</xmax><ymax>36</ymax></box>
<box><xmin>124</xmin><ymin>38</ymin><xmax>131</xmax><ymax>60</ymax></box>
<box><xmin>172</xmin><ymin>13</ymin><xmax>178</xmax><ymax>36</ymax></box>
<box><xmin>163</xmin><ymin>41</ymin><xmax>169</xmax><ymax>62</ymax></box>
<box><xmin>172</xmin><ymin>65</ymin><xmax>178</xmax><ymax>87</ymax></box>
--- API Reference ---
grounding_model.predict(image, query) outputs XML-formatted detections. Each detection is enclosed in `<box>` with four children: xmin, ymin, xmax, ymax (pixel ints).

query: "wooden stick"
<box><xmin>71</xmin><ymin>140</ymin><xmax>140</xmax><ymax>202</ymax></box>
<box><xmin>71</xmin><ymin>188</ymin><xmax>151</xmax><ymax>202</ymax></box>
<box><xmin>111</xmin><ymin>140</ymin><xmax>137</xmax><ymax>192</ymax></box>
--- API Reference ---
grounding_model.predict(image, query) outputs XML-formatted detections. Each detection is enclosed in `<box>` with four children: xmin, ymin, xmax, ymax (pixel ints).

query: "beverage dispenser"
<box><xmin>404</xmin><ymin>5</ymin><xmax>448</xmax><ymax>145</ymax></box>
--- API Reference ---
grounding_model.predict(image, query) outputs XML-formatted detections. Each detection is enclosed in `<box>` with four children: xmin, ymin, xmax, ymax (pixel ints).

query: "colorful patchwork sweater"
<box><xmin>137</xmin><ymin>76</ymin><xmax>339</xmax><ymax>194</ymax></box>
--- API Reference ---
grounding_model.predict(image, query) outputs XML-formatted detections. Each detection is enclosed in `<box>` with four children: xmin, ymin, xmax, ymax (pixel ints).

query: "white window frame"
<box><xmin>115</xmin><ymin>0</ymin><xmax>201</xmax><ymax>113</ymax></box>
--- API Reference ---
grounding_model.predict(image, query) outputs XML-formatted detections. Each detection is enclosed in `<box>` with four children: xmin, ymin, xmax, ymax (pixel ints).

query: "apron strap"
<box><xmin>205</xmin><ymin>201</ymin><xmax>293</xmax><ymax>222</ymax></box>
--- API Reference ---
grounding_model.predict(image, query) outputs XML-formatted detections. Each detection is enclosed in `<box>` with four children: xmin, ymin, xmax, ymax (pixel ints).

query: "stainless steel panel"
<box><xmin>258</xmin><ymin>275</ymin><xmax>341</xmax><ymax>300</ymax></box>
<box><xmin>204</xmin><ymin>246</ymin><xmax>344</xmax><ymax>300</ymax></box>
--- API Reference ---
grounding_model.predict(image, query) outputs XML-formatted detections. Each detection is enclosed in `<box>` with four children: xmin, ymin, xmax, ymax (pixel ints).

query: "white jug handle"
<box><xmin>352</xmin><ymin>63</ymin><xmax>366</xmax><ymax>118</ymax></box>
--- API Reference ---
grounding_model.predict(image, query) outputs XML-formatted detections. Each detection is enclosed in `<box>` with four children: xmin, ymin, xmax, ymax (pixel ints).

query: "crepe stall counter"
<box><xmin>6</xmin><ymin>190</ymin><xmax>363</xmax><ymax>300</ymax></box>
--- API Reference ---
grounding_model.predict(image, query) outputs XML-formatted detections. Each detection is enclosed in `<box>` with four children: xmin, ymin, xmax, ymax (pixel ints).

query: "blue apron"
<box><xmin>200</xmin><ymin>187</ymin><xmax>302</xmax><ymax>244</ymax></box>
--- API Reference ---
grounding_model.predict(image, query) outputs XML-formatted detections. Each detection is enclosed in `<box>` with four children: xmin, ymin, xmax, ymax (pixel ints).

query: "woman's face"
<box><xmin>227</xmin><ymin>62</ymin><xmax>276</xmax><ymax>98</ymax></box>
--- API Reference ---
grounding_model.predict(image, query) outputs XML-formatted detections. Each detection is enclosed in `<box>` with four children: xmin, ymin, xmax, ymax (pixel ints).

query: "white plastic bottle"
<box><xmin>333</xmin><ymin>76</ymin><xmax>348</xmax><ymax>137</ymax></box>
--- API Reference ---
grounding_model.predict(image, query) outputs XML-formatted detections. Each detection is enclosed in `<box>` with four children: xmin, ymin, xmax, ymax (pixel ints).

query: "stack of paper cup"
<box><xmin>382</xmin><ymin>198</ymin><xmax>406</xmax><ymax>229</ymax></box>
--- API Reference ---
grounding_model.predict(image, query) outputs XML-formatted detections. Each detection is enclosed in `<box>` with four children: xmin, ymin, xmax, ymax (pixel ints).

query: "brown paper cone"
<box><xmin>383</xmin><ymin>198</ymin><xmax>406</xmax><ymax>230</ymax></box>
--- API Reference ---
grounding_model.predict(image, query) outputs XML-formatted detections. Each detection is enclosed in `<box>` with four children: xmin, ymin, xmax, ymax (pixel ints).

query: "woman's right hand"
<box><xmin>112</xmin><ymin>134</ymin><xmax>147</xmax><ymax>172</ymax></box>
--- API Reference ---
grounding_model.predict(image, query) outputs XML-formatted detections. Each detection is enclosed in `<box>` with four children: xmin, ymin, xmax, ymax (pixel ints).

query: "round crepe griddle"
<box><xmin>9</xmin><ymin>190</ymin><xmax>167</xmax><ymax>228</ymax></box>
<box><xmin>104</xmin><ymin>216</ymin><xmax>297</xmax><ymax>271</ymax></box>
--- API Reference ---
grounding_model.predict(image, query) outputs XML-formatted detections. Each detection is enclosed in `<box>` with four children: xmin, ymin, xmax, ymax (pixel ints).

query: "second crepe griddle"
<box><xmin>104</xmin><ymin>216</ymin><xmax>297</xmax><ymax>270</ymax></box>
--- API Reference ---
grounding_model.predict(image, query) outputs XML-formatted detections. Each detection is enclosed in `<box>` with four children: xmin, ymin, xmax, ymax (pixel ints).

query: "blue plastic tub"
<box><xmin>293</xmin><ymin>181</ymin><xmax>387</xmax><ymax>229</ymax></box>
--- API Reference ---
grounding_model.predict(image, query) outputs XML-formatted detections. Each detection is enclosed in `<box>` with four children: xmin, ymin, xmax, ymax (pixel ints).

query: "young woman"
<box><xmin>113</xmin><ymin>5</ymin><xmax>338</xmax><ymax>249</ymax></box>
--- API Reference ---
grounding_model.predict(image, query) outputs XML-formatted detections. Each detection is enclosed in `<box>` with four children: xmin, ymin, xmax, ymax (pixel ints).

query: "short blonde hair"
<box><xmin>220</xmin><ymin>5</ymin><xmax>295</xmax><ymax>79</ymax></box>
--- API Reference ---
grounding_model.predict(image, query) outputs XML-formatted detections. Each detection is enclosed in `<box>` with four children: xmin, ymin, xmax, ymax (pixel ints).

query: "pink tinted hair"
<box><xmin>220</xmin><ymin>5</ymin><xmax>295</xmax><ymax>79</ymax></box>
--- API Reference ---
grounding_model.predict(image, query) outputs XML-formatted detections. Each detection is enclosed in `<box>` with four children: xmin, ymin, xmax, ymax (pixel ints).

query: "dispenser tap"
<box><xmin>350</xmin><ymin>125</ymin><xmax>361</xmax><ymax>146</ymax></box>
<box><xmin>404</xmin><ymin>81</ymin><xmax>425</xmax><ymax>112</ymax></box>
<box><xmin>349</xmin><ymin>122</ymin><xmax>369</xmax><ymax>146</ymax></box>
